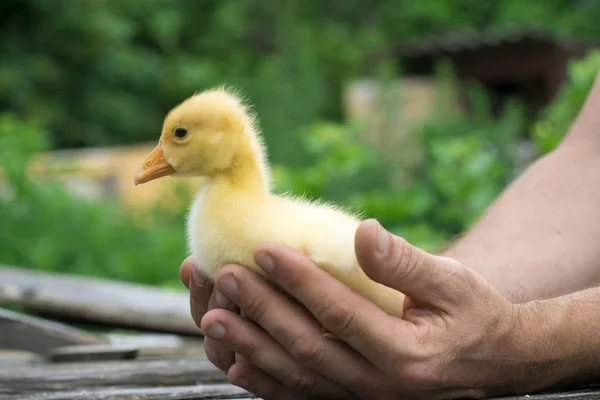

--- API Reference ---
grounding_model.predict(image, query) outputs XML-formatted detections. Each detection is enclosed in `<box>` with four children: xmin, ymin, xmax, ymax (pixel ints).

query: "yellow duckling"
<box><xmin>134</xmin><ymin>87</ymin><xmax>405</xmax><ymax>317</ymax></box>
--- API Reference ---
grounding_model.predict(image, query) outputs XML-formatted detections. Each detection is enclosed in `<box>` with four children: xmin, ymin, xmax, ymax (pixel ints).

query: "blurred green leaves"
<box><xmin>273</xmin><ymin>72</ymin><xmax>526</xmax><ymax>252</ymax></box>
<box><xmin>0</xmin><ymin>115</ymin><xmax>188</xmax><ymax>288</ymax></box>
<box><xmin>532</xmin><ymin>50</ymin><xmax>600</xmax><ymax>154</ymax></box>
<box><xmin>0</xmin><ymin>47</ymin><xmax>594</xmax><ymax>283</ymax></box>
<box><xmin>1</xmin><ymin>0</ymin><xmax>600</xmax><ymax>283</ymax></box>
<box><xmin>3</xmin><ymin>0</ymin><xmax>599</xmax><ymax>158</ymax></box>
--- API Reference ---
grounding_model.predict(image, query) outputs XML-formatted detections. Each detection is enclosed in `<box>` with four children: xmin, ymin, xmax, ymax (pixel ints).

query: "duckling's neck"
<box><xmin>208</xmin><ymin>134</ymin><xmax>271</xmax><ymax>196</ymax></box>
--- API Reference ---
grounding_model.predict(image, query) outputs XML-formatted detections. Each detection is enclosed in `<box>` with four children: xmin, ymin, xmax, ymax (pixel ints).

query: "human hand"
<box><xmin>179</xmin><ymin>256</ymin><xmax>241</xmax><ymax>372</ymax></box>
<box><xmin>180</xmin><ymin>256</ymin><xmax>352</xmax><ymax>399</ymax></box>
<box><xmin>198</xmin><ymin>219</ymin><xmax>535</xmax><ymax>399</ymax></box>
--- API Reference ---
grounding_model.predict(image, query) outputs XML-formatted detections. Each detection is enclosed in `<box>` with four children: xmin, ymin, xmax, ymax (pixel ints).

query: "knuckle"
<box><xmin>314</xmin><ymin>300</ymin><xmax>357</xmax><ymax>338</ymax></box>
<box><xmin>391</xmin><ymin>237</ymin><xmax>420</xmax><ymax>282</ymax></box>
<box><xmin>189</xmin><ymin>290</ymin><xmax>205</xmax><ymax>307</ymax></box>
<box><xmin>244</xmin><ymin>296</ymin><xmax>270</xmax><ymax>324</ymax></box>
<box><xmin>287</xmin><ymin>331</ymin><xmax>323</xmax><ymax>366</ymax></box>
<box><xmin>189</xmin><ymin>299</ymin><xmax>206</xmax><ymax>329</ymax></box>
<box><xmin>204</xmin><ymin>340</ymin><xmax>233</xmax><ymax>372</ymax></box>
<box><xmin>284</xmin><ymin>368</ymin><xmax>318</xmax><ymax>393</ymax></box>
<box><xmin>190</xmin><ymin>285</ymin><xmax>212</xmax><ymax>310</ymax></box>
<box><xmin>237</xmin><ymin>336</ymin><xmax>259</xmax><ymax>360</ymax></box>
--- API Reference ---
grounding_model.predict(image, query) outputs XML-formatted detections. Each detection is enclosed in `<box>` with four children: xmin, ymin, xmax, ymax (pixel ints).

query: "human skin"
<box><xmin>179</xmin><ymin>75</ymin><xmax>600</xmax><ymax>398</ymax></box>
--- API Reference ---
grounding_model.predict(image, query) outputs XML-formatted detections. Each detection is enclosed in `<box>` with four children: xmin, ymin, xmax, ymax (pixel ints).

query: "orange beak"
<box><xmin>134</xmin><ymin>143</ymin><xmax>176</xmax><ymax>185</ymax></box>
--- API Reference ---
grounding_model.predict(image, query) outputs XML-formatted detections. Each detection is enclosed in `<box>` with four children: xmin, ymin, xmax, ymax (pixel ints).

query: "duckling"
<box><xmin>134</xmin><ymin>87</ymin><xmax>406</xmax><ymax>317</ymax></box>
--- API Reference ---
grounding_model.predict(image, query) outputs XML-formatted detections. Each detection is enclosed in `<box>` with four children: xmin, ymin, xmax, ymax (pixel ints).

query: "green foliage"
<box><xmin>272</xmin><ymin>121</ymin><xmax>390</xmax><ymax>204</ymax></box>
<box><xmin>0</xmin><ymin>69</ymin><xmax>524</xmax><ymax>283</ymax></box>
<box><xmin>274</xmin><ymin>74</ymin><xmax>525</xmax><ymax>252</ymax></box>
<box><xmin>532</xmin><ymin>51</ymin><xmax>600</xmax><ymax>154</ymax></box>
<box><xmin>0</xmin><ymin>1</ymin><xmax>596</xmax><ymax>284</ymax></box>
<box><xmin>0</xmin><ymin>115</ymin><xmax>188</xmax><ymax>288</ymax></box>
<box><xmin>2</xmin><ymin>0</ymin><xmax>600</xmax><ymax>160</ymax></box>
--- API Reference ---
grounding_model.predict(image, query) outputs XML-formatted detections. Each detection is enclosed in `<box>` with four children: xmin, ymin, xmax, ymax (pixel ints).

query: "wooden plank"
<box><xmin>0</xmin><ymin>354</ymin><xmax>598</xmax><ymax>400</ymax></box>
<box><xmin>0</xmin><ymin>357</ymin><xmax>228</xmax><ymax>394</ymax></box>
<box><xmin>490</xmin><ymin>390</ymin><xmax>600</xmax><ymax>399</ymax></box>
<box><xmin>0</xmin><ymin>350</ymin><xmax>41</xmax><ymax>365</ymax></box>
<box><xmin>0</xmin><ymin>266</ymin><xmax>199</xmax><ymax>335</ymax></box>
<box><xmin>105</xmin><ymin>333</ymin><xmax>206</xmax><ymax>358</ymax></box>
<box><xmin>48</xmin><ymin>344</ymin><xmax>139</xmax><ymax>362</ymax></box>
<box><xmin>2</xmin><ymin>384</ymin><xmax>256</xmax><ymax>400</ymax></box>
<box><xmin>0</xmin><ymin>307</ymin><xmax>104</xmax><ymax>356</ymax></box>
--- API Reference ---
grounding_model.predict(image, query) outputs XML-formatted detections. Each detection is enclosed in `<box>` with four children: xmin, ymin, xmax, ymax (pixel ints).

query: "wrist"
<box><xmin>506</xmin><ymin>299</ymin><xmax>581</xmax><ymax>393</ymax></box>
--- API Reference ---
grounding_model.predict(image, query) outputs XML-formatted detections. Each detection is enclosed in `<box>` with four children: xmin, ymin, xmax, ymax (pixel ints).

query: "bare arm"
<box><xmin>512</xmin><ymin>286</ymin><xmax>600</xmax><ymax>390</ymax></box>
<box><xmin>443</xmin><ymin>77</ymin><xmax>600</xmax><ymax>302</ymax></box>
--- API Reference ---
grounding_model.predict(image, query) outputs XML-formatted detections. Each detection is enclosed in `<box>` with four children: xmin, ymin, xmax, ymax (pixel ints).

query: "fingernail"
<box><xmin>376</xmin><ymin>222</ymin><xmax>389</xmax><ymax>254</ymax></box>
<box><xmin>206</xmin><ymin>323</ymin><xmax>226</xmax><ymax>339</ymax></box>
<box><xmin>255</xmin><ymin>251</ymin><xmax>275</xmax><ymax>272</ymax></box>
<box><xmin>232</xmin><ymin>376</ymin><xmax>248</xmax><ymax>388</ymax></box>
<box><xmin>219</xmin><ymin>276</ymin><xmax>239</xmax><ymax>297</ymax></box>
<box><xmin>192</xmin><ymin>268</ymin><xmax>209</xmax><ymax>287</ymax></box>
<box><xmin>215</xmin><ymin>290</ymin><xmax>231</xmax><ymax>307</ymax></box>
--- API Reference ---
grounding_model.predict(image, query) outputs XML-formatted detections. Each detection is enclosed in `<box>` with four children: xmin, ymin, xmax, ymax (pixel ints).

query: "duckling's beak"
<box><xmin>134</xmin><ymin>143</ymin><xmax>176</xmax><ymax>185</ymax></box>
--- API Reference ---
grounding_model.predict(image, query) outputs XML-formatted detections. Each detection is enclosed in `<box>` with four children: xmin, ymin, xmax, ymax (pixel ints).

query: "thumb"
<box><xmin>355</xmin><ymin>219</ymin><xmax>470</xmax><ymax>309</ymax></box>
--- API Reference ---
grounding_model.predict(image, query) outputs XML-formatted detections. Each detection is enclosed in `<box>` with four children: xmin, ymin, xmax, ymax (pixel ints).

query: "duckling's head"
<box><xmin>134</xmin><ymin>87</ymin><xmax>268</xmax><ymax>185</ymax></box>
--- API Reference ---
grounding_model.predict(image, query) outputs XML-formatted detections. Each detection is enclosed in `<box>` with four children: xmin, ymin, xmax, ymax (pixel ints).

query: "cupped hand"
<box><xmin>187</xmin><ymin>219</ymin><xmax>528</xmax><ymax>399</ymax></box>
<box><xmin>179</xmin><ymin>256</ymin><xmax>241</xmax><ymax>372</ymax></box>
<box><xmin>180</xmin><ymin>256</ymin><xmax>352</xmax><ymax>399</ymax></box>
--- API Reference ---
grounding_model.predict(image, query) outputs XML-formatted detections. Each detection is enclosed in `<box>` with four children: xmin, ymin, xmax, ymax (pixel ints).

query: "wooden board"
<box><xmin>0</xmin><ymin>357</ymin><xmax>228</xmax><ymax>394</ymax></box>
<box><xmin>490</xmin><ymin>390</ymin><xmax>600</xmax><ymax>399</ymax></box>
<box><xmin>0</xmin><ymin>353</ymin><xmax>598</xmax><ymax>399</ymax></box>
<box><xmin>48</xmin><ymin>344</ymin><xmax>139</xmax><ymax>362</ymax></box>
<box><xmin>0</xmin><ymin>266</ymin><xmax>199</xmax><ymax>335</ymax></box>
<box><xmin>0</xmin><ymin>307</ymin><xmax>104</xmax><ymax>356</ymax></box>
<box><xmin>105</xmin><ymin>332</ymin><xmax>206</xmax><ymax>358</ymax></box>
<box><xmin>2</xmin><ymin>384</ymin><xmax>256</xmax><ymax>400</ymax></box>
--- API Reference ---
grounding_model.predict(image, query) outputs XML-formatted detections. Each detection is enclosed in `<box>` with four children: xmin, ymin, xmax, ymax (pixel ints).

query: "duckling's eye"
<box><xmin>174</xmin><ymin>128</ymin><xmax>188</xmax><ymax>139</ymax></box>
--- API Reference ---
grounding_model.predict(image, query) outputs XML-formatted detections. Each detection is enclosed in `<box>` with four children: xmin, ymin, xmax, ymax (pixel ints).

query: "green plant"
<box><xmin>0</xmin><ymin>67</ymin><xmax>524</xmax><ymax>283</ymax></box>
<box><xmin>0</xmin><ymin>114</ymin><xmax>189</xmax><ymax>288</ymax></box>
<box><xmin>532</xmin><ymin>50</ymin><xmax>600</xmax><ymax>154</ymax></box>
<box><xmin>273</xmin><ymin>72</ymin><xmax>525</xmax><ymax>252</ymax></box>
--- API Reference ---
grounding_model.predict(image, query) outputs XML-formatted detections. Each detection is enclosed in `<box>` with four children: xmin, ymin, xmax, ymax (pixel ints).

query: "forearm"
<box><xmin>442</xmin><ymin>143</ymin><xmax>600</xmax><ymax>302</ymax></box>
<box><xmin>510</xmin><ymin>286</ymin><xmax>600</xmax><ymax>393</ymax></box>
<box><xmin>442</xmin><ymin>78</ymin><xmax>600</xmax><ymax>302</ymax></box>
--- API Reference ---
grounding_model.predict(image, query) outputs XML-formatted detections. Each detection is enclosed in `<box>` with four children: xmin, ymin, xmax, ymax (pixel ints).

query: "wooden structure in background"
<box><xmin>18</xmin><ymin>143</ymin><xmax>206</xmax><ymax>209</ymax></box>
<box><xmin>393</xmin><ymin>28</ymin><xmax>598</xmax><ymax>120</ymax></box>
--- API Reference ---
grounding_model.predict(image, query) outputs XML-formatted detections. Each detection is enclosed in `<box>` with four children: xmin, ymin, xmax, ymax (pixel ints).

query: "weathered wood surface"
<box><xmin>0</xmin><ymin>266</ymin><xmax>199</xmax><ymax>335</ymax></box>
<box><xmin>1</xmin><ymin>268</ymin><xmax>599</xmax><ymax>400</ymax></box>
<box><xmin>48</xmin><ymin>344</ymin><xmax>139</xmax><ymax>362</ymax></box>
<box><xmin>0</xmin><ymin>357</ymin><xmax>226</xmax><ymax>394</ymax></box>
<box><xmin>3</xmin><ymin>384</ymin><xmax>256</xmax><ymax>400</ymax></box>
<box><xmin>491</xmin><ymin>389</ymin><xmax>600</xmax><ymax>399</ymax></box>
<box><xmin>0</xmin><ymin>307</ymin><xmax>104</xmax><ymax>356</ymax></box>
<box><xmin>0</xmin><ymin>350</ymin><xmax>41</xmax><ymax>365</ymax></box>
<box><xmin>0</xmin><ymin>306</ymin><xmax>205</xmax><ymax>360</ymax></box>
<box><xmin>0</xmin><ymin>354</ymin><xmax>598</xmax><ymax>399</ymax></box>
<box><xmin>105</xmin><ymin>332</ymin><xmax>206</xmax><ymax>358</ymax></box>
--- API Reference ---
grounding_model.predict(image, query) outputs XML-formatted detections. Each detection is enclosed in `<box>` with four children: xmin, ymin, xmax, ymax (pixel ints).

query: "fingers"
<box><xmin>213</xmin><ymin>265</ymin><xmax>381</xmax><ymax>397</ymax></box>
<box><xmin>179</xmin><ymin>256</ymin><xmax>194</xmax><ymax>289</ymax></box>
<box><xmin>228</xmin><ymin>362</ymin><xmax>311</xmax><ymax>400</ymax></box>
<box><xmin>181</xmin><ymin>257</ymin><xmax>238</xmax><ymax>372</ymax></box>
<box><xmin>251</xmin><ymin>244</ymin><xmax>410</xmax><ymax>366</ymax></box>
<box><xmin>202</xmin><ymin>287</ymin><xmax>239</xmax><ymax>372</ymax></box>
<box><xmin>188</xmin><ymin>266</ymin><xmax>216</xmax><ymax>326</ymax></box>
<box><xmin>355</xmin><ymin>219</ymin><xmax>474</xmax><ymax>311</ymax></box>
<box><xmin>201</xmin><ymin>308</ymin><xmax>353</xmax><ymax>399</ymax></box>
